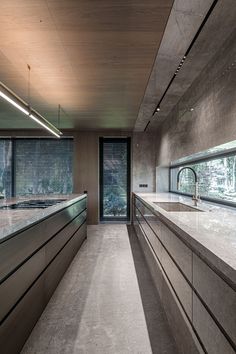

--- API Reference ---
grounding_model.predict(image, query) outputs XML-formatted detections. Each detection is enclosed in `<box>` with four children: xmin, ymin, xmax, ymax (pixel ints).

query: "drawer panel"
<box><xmin>136</xmin><ymin>208</ymin><xmax>162</xmax><ymax>261</ymax></box>
<box><xmin>0</xmin><ymin>248</ymin><xmax>45</xmax><ymax>323</ymax></box>
<box><xmin>44</xmin><ymin>198</ymin><xmax>86</xmax><ymax>236</ymax></box>
<box><xmin>44</xmin><ymin>222</ymin><xmax>86</xmax><ymax>301</ymax></box>
<box><xmin>193</xmin><ymin>294</ymin><xmax>235</xmax><ymax>354</ymax></box>
<box><xmin>135</xmin><ymin>197</ymin><xmax>146</xmax><ymax>215</ymax></box>
<box><xmin>161</xmin><ymin>222</ymin><xmax>192</xmax><ymax>281</ymax></box>
<box><xmin>135</xmin><ymin>198</ymin><xmax>162</xmax><ymax>237</ymax></box>
<box><xmin>162</xmin><ymin>247</ymin><xmax>192</xmax><ymax>319</ymax></box>
<box><xmin>0</xmin><ymin>221</ymin><xmax>87</xmax><ymax>354</ymax></box>
<box><xmin>0</xmin><ymin>274</ymin><xmax>46</xmax><ymax>354</ymax></box>
<box><xmin>45</xmin><ymin>211</ymin><xmax>86</xmax><ymax>264</ymax></box>
<box><xmin>134</xmin><ymin>205</ymin><xmax>143</xmax><ymax>222</ymax></box>
<box><xmin>134</xmin><ymin>222</ymin><xmax>163</xmax><ymax>295</ymax></box>
<box><xmin>0</xmin><ymin>199</ymin><xmax>86</xmax><ymax>282</ymax></box>
<box><xmin>0</xmin><ymin>212</ymin><xmax>87</xmax><ymax>324</ymax></box>
<box><xmin>162</xmin><ymin>278</ymin><xmax>203</xmax><ymax>354</ymax></box>
<box><xmin>193</xmin><ymin>254</ymin><xmax>236</xmax><ymax>345</ymax></box>
<box><xmin>0</xmin><ymin>222</ymin><xmax>46</xmax><ymax>282</ymax></box>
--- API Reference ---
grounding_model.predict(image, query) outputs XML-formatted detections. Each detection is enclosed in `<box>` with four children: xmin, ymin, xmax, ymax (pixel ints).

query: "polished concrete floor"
<box><xmin>21</xmin><ymin>225</ymin><xmax>178</xmax><ymax>354</ymax></box>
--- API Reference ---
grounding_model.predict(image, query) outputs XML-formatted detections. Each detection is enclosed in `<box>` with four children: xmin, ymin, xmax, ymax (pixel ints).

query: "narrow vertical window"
<box><xmin>100</xmin><ymin>138</ymin><xmax>131</xmax><ymax>221</ymax></box>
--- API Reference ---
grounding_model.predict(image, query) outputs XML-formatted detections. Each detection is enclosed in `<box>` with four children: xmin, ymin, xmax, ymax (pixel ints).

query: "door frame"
<box><xmin>99</xmin><ymin>137</ymin><xmax>131</xmax><ymax>222</ymax></box>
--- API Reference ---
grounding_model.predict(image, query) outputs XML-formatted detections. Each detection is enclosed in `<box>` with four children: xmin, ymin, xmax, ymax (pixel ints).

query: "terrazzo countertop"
<box><xmin>135</xmin><ymin>192</ymin><xmax>236</xmax><ymax>288</ymax></box>
<box><xmin>0</xmin><ymin>194</ymin><xmax>86</xmax><ymax>243</ymax></box>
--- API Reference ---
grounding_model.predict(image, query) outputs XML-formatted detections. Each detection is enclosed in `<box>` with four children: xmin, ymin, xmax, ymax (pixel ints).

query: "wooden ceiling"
<box><xmin>0</xmin><ymin>0</ymin><xmax>173</xmax><ymax>131</ymax></box>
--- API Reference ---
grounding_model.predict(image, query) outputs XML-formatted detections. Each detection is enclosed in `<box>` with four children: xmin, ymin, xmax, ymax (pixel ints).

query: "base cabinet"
<box><xmin>0</xmin><ymin>197</ymin><xmax>87</xmax><ymax>354</ymax></box>
<box><xmin>133</xmin><ymin>195</ymin><xmax>236</xmax><ymax>354</ymax></box>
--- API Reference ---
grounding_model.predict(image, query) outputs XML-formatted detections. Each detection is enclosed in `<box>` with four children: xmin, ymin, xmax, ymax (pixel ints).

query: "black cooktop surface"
<box><xmin>0</xmin><ymin>199</ymin><xmax>67</xmax><ymax>210</ymax></box>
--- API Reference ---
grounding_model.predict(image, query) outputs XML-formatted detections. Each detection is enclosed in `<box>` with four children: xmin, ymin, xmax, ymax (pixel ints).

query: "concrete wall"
<box><xmin>132</xmin><ymin>132</ymin><xmax>157</xmax><ymax>193</ymax></box>
<box><xmin>155</xmin><ymin>30</ymin><xmax>236</xmax><ymax>191</ymax></box>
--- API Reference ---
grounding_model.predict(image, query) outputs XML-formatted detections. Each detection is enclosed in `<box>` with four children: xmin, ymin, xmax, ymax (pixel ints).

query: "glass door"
<box><xmin>99</xmin><ymin>137</ymin><xmax>131</xmax><ymax>221</ymax></box>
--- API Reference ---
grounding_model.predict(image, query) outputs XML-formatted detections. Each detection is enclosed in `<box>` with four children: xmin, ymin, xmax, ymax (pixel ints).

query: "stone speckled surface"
<box><xmin>0</xmin><ymin>194</ymin><xmax>85</xmax><ymax>243</ymax></box>
<box><xmin>135</xmin><ymin>193</ymin><xmax>236</xmax><ymax>288</ymax></box>
<box><xmin>21</xmin><ymin>225</ymin><xmax>178</xmax><ymax>354</ymax></box>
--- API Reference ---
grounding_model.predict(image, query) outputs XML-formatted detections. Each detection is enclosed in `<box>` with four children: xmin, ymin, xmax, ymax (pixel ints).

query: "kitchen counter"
<box><xmin>0</xmin><ymin>194</ymin><xmax>87</xmax><ymax>353</ymax></box>
<box><xmin>0</xmin><ymin>194</ymin><xmax>86</xmax><ymax>243</ymax></box>
<box><xmin>135</xmin><ymin>192</ymin><xmax>236</xmax><ymax>288</ymax></box>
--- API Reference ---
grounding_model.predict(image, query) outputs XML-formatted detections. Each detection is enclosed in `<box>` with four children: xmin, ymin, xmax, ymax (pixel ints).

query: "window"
<box><xmin>100</xmin><ymin>138</ymin><xmax>131</xmax><ymax>221</ymax></box>
<box><xmin>170</xmin><ymin>149</ymin><xmax>236</xmax><ymax>206</ymax></box>
<box><xmin>0</xmin><ymin>138</ymin><xmax>73</xmax><ymax>197</ymax></box>
<box><xmin>0</xmin><ymin>139</ymin><xmax>12</xmax><ymax>198</ymax></box>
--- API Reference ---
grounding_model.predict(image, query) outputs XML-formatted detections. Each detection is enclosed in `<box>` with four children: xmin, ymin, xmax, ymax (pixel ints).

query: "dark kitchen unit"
<box><xmin>0</xmin><ymin>1</ymin><xmax>235</xmax><ymax>354</ymax></box>
<box><xmin>0</xmin><ymin>195</ymin><xmax>87</xmax><ymax>353</ymax></box>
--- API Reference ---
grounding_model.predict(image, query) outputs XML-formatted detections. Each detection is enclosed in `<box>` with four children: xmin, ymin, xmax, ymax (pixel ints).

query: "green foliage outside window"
<box><xmin>0</xmin><ymin>138</ymin><xmax>73</xmax><ymax>197</ymax></box>
<box><xmin>171</xmin><ymin>154</ymin><xmax>236</xmax><ymax>203</ymax></box>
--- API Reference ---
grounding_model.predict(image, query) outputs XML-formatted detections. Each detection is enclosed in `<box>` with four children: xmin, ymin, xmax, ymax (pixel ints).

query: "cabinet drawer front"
<box><xmin>0</xmin><ymin>222</ymin><xmax>46</xmax><ymax>282</ymax></box>
<box><xmin>44</xmin><ymin>198</ymin><xmax>86</xmax><ymax>236</ymax></box>
<box><xmin>0</xmin><ymin>211</ymin><xmax>87</xmax><ymax>324</ymax></box>
<box><xmin>193</xmin><ymin>254</ymin><xmax>236</xmax><ymax>346</ymax></box>
<box><xmin>0</xmin><ymin>222</ymin><xmax>87</xmax><ymax>354</ymax></box>
<box><xmin>193</xmin><ymin>294</ymin><xmax>235</xmax><ymax>354</ymax></box>
<box><xmin>0</xmin><ymin>248</ymin><xmax>45</xmax><ymax>323</ymax></box>
<box><xmin>45</xmin><ymin>211</ymin><xmax>86</xmax><ymax>264</ymax></box>
<box><xmin>135</xmin><ymin>198</ymin><xmax>162</xmax><ymax>237</ymax></box>
<box><xmin>44</xmin><ymin>223</ymin><xmax>86</xmax><ymax>301</ymax></box>
<box><xmin>0</xmin><ymin>199</ymin><xmax>86</xmax><ymax>282</ymax></box>
<box><xmin>162</xmin><ymin>247</ymin><xmax>192</xmax><ymax>318</ymax></box>
<box><xmin>135</xmin><ymin>208</ymin><xmax>162</xmax><ymax>261</ymax></box>
<box><xmin>135</xmin><ymin>197</ymin><xmax>145</xmax><ymax>215</ymax></box>
<box><xmin>161</xmin><ymin>223</ymin><xmax>192</xmax><ymax>281</ymax></box>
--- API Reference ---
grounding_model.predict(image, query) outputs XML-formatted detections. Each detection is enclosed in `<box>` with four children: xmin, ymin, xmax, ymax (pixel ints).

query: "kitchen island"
<box><xmin>133</xmin><ymin>192</ymin><xmax>236</xmax><ymax>354</ymax></box>
<box><xmin>0</xmin><ymin>194</ymin><xmax>87</xmax><ymax>354</ymax></box>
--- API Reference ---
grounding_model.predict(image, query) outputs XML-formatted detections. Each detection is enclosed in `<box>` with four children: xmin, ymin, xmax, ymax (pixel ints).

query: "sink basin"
<box><xmin>153</xmin><ymin>202</ymin><xmax>203</xmax><ymax>212</ymax></box>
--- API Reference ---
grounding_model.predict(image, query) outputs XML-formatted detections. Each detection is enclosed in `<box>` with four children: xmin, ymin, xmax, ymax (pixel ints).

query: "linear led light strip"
<box><xmin>144</xmin><ymin>0</ymin><xmax>219</xmax><ymax>132</ymax></box>
<box><xmin>0</xmin><ymin>82</ymin><xmax>62</xmax><ymax>138</ymax></box>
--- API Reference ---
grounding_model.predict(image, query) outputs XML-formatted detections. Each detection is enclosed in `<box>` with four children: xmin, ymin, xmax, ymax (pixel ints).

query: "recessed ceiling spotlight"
<box><xmin>190</xmin><ymin>108</ymin><xmax>194</xmax><ymax>111</ymax></box>
<box><xmin>156</xmin><ymin>107</ymin><xmax>161</xmax><ymax>112</ymax></box>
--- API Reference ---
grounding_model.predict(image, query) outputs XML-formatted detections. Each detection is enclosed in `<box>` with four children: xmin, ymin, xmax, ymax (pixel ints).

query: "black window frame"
<box><xmin>99</xmin><ymin>137</ymin><xmax>131</xmax><ymax>222</ymax></box>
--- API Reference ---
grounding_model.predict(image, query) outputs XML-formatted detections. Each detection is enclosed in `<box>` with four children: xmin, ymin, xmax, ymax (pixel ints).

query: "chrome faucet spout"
<box><xmin>176</xmin><ymin>167</ymin><xmax>200</xmax><ymax>206</ymax></box>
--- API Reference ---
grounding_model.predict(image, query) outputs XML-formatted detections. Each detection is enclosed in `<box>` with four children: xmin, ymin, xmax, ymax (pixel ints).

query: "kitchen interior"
<box><xmin>0</xmin><ymin>0</ymin><xmax>235</xmax><ymax>353</ymax></box>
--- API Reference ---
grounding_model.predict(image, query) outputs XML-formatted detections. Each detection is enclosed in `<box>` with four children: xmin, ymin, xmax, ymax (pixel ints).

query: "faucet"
<box><xmin>177</xmin><ymin>167</ymin><xmax>200</xmax><ymax>206</ymax></box>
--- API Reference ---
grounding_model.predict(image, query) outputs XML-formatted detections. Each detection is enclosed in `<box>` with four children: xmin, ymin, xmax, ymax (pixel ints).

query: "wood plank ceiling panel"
<box><xmin>0</xmin><ymin>0</ymin><xmax>173</xmax><ymax>130</ymax></box>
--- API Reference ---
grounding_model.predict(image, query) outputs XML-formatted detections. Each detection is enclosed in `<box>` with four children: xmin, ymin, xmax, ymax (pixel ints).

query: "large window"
<box><xmin>0</xmin><ymin>138</ymin><xmax>73</xmax><ymax>198</ymax></box>
<box><xmin>170</xmin><ymin>150</ymin><xmax>236</xmax><ymax>206</ymax></box>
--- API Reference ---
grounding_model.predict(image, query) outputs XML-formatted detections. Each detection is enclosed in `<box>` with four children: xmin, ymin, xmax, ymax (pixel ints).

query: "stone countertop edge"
<box><xmin>134</xmin><ymin>193</ymin><xmax>236</xmax><ymax>290</ymax></box>
<box><xmin>0</xmin><ymin>194</ymin><xmax>86</xmax><ymax>244</ymax></box>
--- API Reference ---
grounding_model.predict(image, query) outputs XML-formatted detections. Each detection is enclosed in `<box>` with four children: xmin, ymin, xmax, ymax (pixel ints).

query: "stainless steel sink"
<box><xmin>153</xmin><ymin>202</ymin><xmax>203</xmax><ymax>212</ymax></box>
